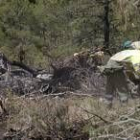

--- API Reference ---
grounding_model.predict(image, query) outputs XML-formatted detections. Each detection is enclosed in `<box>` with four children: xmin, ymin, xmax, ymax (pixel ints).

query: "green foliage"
<box><xmin>0</xmin><ymin>0</ymin><xmax>139</xmax><ymax>67</ymax></box>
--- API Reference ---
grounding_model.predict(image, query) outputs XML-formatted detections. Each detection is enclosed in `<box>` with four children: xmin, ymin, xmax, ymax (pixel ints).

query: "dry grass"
<box><xmin>1</xmin><ymin>94</ymin><xmax>140</xmax><ymax>139</ymax></box>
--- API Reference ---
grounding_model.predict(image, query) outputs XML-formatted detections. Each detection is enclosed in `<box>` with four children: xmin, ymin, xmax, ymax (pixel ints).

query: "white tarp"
<box><xmin>131</xmin><ymin>41</ymin><xmax>140</xmax><ymax>49</ymax></box>
<box><xmin>110</xmin><ymin>50</ymin><xmax>140</xmax><ymax>62</ymax></box>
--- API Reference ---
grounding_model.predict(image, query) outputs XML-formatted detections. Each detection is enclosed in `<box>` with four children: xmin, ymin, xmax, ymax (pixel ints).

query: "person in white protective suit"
<box><xmin>99</xmin><ymin>48</ymin><xmax>140</xmax><ymax>105</ymax></box>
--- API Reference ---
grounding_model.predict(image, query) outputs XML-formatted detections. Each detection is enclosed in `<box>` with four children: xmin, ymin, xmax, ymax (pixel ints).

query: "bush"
<box><xmin>1</xmin><ymin>94</ymin><xmax>140</xmax><ymax>139</ymax></box>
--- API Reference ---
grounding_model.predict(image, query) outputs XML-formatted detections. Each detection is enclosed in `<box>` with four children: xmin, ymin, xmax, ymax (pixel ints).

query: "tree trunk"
<box><xmin>103</xmin><ymin>0</ymin><xmax>110</xmax><ymax>48</ymax></box>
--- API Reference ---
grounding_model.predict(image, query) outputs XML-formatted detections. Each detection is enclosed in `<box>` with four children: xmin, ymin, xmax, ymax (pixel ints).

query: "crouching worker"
<box><xmin>99</xmin><ymin>49</ymin><xmax>140</xmax><ymax>106</ymax></box>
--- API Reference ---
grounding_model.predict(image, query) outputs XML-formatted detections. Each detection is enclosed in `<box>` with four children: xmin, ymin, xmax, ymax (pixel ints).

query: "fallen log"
<box><xmin>9</xmin><ymin>61</ymin><xmax>38</xmax><ymax>77</ymax></box>
<box><xmin>0</xmin><ymin>52</ymin><xmax>38</xmax><ymax>77</ymax></box>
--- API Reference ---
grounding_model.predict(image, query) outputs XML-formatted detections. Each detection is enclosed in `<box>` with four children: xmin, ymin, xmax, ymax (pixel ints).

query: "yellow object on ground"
<box><xmin>110</xmin><ymin>50</ymin><xmax>140</xmax><ymax>74</ymax></box>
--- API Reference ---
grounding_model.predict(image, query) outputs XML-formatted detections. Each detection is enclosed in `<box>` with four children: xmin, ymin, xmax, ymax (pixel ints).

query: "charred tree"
<box><xmin>103</xmin><ymin>0</ymin><xmax>110</xmax><ymax>48</ymax></box>
<box><xmin>28</xmin><ymin>0</ymin><xmax>36</xmax><ymax>4</ymax></box>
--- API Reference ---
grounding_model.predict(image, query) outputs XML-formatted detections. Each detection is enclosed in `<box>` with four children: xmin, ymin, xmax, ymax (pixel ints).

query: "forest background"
<box><xmin>0</xmin><ymin>0</ymin><xmax>140</xmax><ymax>67</ymax></box>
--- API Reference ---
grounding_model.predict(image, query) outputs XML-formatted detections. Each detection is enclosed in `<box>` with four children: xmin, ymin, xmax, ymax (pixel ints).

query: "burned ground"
<box><xmin>0</xmin><ymin>51</ymin><xmax>140</xmax><ymax>140</ymax></box>
<box><xmin>0</xmin><ymin>50</ymin><xmax>111</xmax><ymax>139</ymax></box>
<box><xmin>0</xmin><ymin>50</ymin><xmax>109</xmax><ymax>96</ymax></box>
